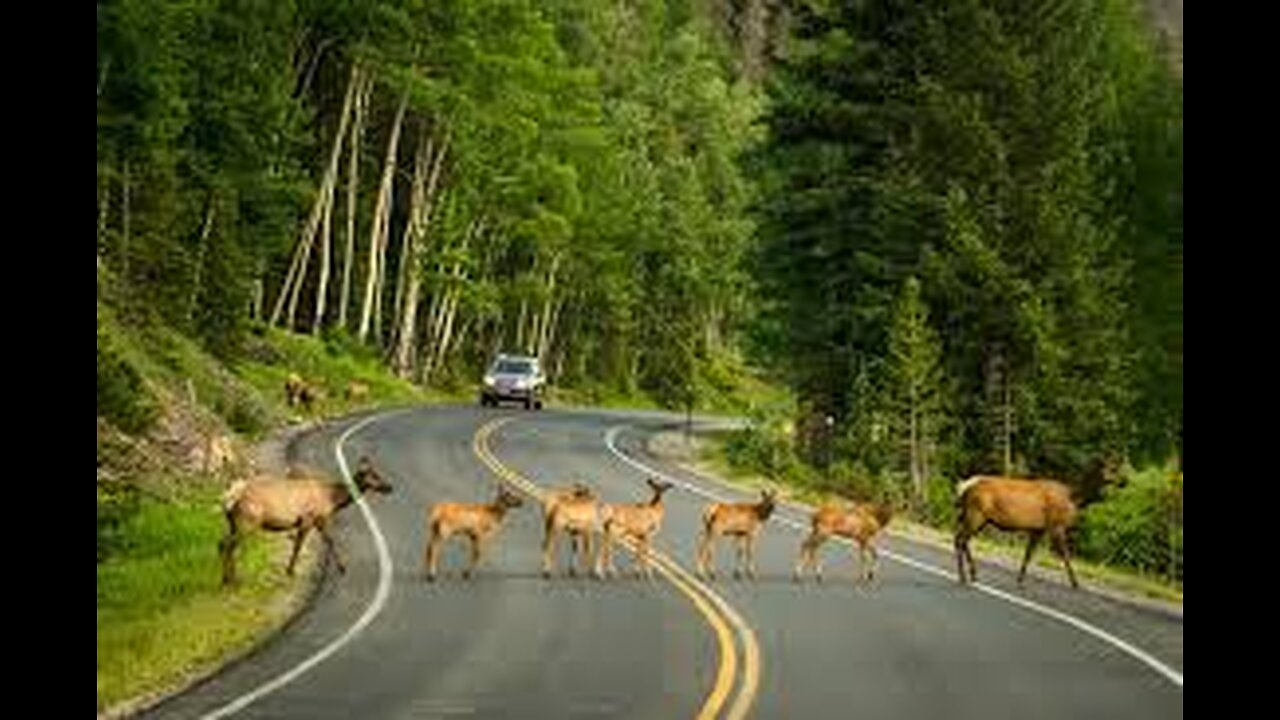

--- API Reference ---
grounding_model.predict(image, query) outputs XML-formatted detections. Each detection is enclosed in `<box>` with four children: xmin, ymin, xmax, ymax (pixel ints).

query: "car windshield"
<box><xmin>493</xmin><ymin>359</ymin><xmax>534</xmax><ymax>375</ymax></box>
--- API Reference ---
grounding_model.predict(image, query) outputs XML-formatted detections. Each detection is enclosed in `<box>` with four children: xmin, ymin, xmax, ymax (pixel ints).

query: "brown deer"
<box><xmin>219</xmin><ymin>456</ymin><xmax>393</xmax><ymax>586</ymax></box>
<box><xmin>283</xmin><ymin>372</ymin><xmax>321</xmax><ymax>412</ymax></box>
<box><xmin>954</xmin><ymin>475</ymin><xmax>1081</xmax><ymax>589</ymax></box>
<box><xmin>794</xmin><ymin>501</ymin><xmax>894</xmax><ymax>584</ymax></box>
<box><xmin>542</xmin><ymin>484</ymin><xmax>602</xmax><ymax>579</ymax></box>
<box><xmin>696</xmin><ymin>488</ymin><xmax>777</xmax><ymax>580</ymax></box>
<box><xmin>424</xmin><ymin>485</ymin><xmax>525</xmax><ymax>581</ymax></box>
<box><xmin>345</xmin><ymin>380</ymin><xmax>370</xmax><ymax>403</ymax></box>
<box><xmin>599</xmin><ymin>478</ymin><xmax>675</xmax><ymax>580</ymax></box>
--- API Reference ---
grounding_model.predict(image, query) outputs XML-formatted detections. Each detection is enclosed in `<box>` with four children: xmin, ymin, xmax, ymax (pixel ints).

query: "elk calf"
<box><xmin>794</xmin><ymin>501</ymin><xmax>893</xmax><ymax>584</ymax></box>
<box><xmin>283</xmin><ymin>372</ymin><xmax>321</xmax><ymax>412</ymax></box>
<box><xmin>220</xmin><ymin>456</ymin><xmax>393</xmax><ymax>586</ymax></box>
<box><xmin>542</xmin><ymin>484</ymin><xmax>602</xmax><ymax>579</ymax></box>
<box><xmin>424</xmin><ymin>486</ymin><xmax>525</xmax><ymax>581</ymax></box>
<box><xmin>599</xmin><ymin>478</ymin><xmax>674</xmax><ymax>580</ymax></box>
<box><xmin>696</xmin><ymin>489</ymin><xmax>777</xmax><ymax>580</ymax></box>
<box><xmin>345</xmin><ymin>380</ymin><xmax>370</xmax><ymax>403</ymax></box>
<box><xmin>954</xmin><ymin>475</ymin><xmax>1080</xmax><ymax>589</ymax></box>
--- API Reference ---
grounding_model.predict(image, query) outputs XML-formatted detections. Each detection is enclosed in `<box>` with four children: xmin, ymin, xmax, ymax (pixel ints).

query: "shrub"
<box><xmin>97</xmin><ymin>329</ymin><xmax>158</xmax><ymax>434</ymax></box>
<box><xmin>1077</xmin><ymin>466</ymin><xmax>1183</xmax><ymax>581</ymax></box>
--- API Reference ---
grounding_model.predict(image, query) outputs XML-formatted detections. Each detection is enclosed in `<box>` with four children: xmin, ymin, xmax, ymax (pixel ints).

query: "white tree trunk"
<box><xmin>390</xmin><ymin>130</ymin><xmax>432</xmax><ymax>375</ymax></box>
<box><xmin>359</xmin><ymin>85</ymin><xmax>409</xmax><ymax>343</ymax></box>
<box><xmin>338</xmin><ymin>72</ymin><xmax>370</xmax><ymax>330</ymax></box>
<box><xmin>273</xmin><ymin>61</ymin><xmax>359</xmax><ymax>328</ymax></box>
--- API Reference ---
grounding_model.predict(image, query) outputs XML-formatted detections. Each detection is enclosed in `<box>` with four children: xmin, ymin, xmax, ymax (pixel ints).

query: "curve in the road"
<box><xmin>197</xmin><ymin>410</ymin><xmax>402</xmax><ymax>720</ymax></box>
<box><xmin>474</xmin><ymin>415</ymin><xmax>760</xmax><ymax>720</ymax></box>
<box><xmin>603</xmin><ymin>423</ymin><xmax>1184</xmax><ymax>690</ymax></box>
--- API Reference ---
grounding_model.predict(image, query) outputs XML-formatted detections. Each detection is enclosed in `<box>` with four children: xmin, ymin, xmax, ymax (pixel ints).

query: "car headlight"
<box><xmin>483</xmin><ymin>375</ymin><xmax>496</xmax><ymax>387</ymax></box>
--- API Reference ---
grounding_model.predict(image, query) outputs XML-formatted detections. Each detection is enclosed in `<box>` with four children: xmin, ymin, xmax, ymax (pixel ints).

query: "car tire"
<box><xmin>524</xmin><ymin>397</ymin><xmax>533</xmax><ymax>411</ymax></box>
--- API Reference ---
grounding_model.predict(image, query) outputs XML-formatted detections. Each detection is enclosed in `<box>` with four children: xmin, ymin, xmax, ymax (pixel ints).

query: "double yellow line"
<box><xmin>472</xmin><ymin>417</ymin><xmax>760</xmax><ymax>720</ymax></box>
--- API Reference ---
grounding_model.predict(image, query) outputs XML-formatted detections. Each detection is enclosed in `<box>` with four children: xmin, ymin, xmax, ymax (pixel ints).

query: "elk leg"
<box><xmin>867</xmin><ymin>542</ymin><xmax>880</xmax><ymax>583</ymax></box>
<box><xmin>1019</xmin><ymin>530</ymin><xmax>1045</xmax><ymax>585</ymax></box>
<box><xmin>424</xmin><ymin>528</ymin><xmax>443</xmax><ymax>582</ymax></box>
<box><xmin>316</xmin><ymin>519</ymin><xmax>345</xmax><ymax>574</ymax></box>
<box><xmin>286</xmin><ymin>527</ymin><xmax>310</xmax><ymax>576</ymax></box>
<box><xmin>1050</xmin><ymin>528</ymin><xmax>1080</xmax><ymax>589</ymax></box>
<box><xmin>542</xmin><ymin>523</ymin><xmax>557</xmax><ymax>579</ymax></box>
<box><xmin>697</xmin><ymin>531</ymin><xmax>714</xmax><ymax>580</ymax></box>
<box><xmin>638</xmin><ymin>536</ymin><xmax>653</xmax><ymax>581</ymax></box>
<box><xmin>219</xmin><ymin>523</ymin><xmax>240</xmax><ymax>587</ymax></box>
<box><xmin>747</xmin><ymin>534</ymin><xmax>759</xmax><ymax>580</ymax></box>
<box><xmin>463</xmin><ymin>534</ymin><xmax>482</xmax><ymax>580</ymax></box>
<box><xmin>954</xmin><ymin>527</ymin><xmax>971</xmax><ymax>584</ymax></box>
<box><xmin>599</xmin><ymin>527</ymin><xmax>614</xmax><ymax>578</ymax></box>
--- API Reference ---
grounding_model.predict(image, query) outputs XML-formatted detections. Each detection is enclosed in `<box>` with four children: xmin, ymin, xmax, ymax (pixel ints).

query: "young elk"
<box><xmin>696</xmin><ymin>489</ymin><xmax>777</xmax><ymax>580</ymax></box>
<box><xmin>542</xmin><ymin>483</ymin><xmax>602</xmax><ymax>579</ymax></box>
<box><xmin>345</xmin><ymin>380</ymin><xmax>370</xmax><ymax>403</ymax></box>
<box><xmin>954</xmin><ymin>475</ymin><xmax>1080</xmax><ymax>589</ymax></box>
<box><xmin>794</xmin><ymin>501</ymin><xmax>894</xmax><ymax>584</ymax></box>
<box><xmin>220</xmin><ymin>456</ymin><xmax>393</xmax><ymax>586</ymax></box>
<box><xmin>283</xmin><ymin>373</ymin><xmax>321</xmax><ymax>412</ymax></box>
<box><xmin>540</xmin><ymin>482</ymin><xmax>594</xmax><ymax>559</ymax></box>
<box><xmin>424</xmin><ymin>486</ymin><xmax>525</xmax><ymax>582</ymax></box>
<box><xmin>599</xmin><ymin>478</ymin><xmax>675</xmax><ymax>580</ymax></box>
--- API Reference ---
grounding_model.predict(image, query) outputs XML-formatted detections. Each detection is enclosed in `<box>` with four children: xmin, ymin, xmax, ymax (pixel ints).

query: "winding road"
<box><xmin>139</xmin><ymin>406</ymin><xmax>1184</xmax><ymax>719</ymax></box>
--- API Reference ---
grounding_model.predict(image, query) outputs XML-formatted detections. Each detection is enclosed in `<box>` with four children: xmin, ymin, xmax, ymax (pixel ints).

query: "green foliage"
<box><xmin>752</xmin><ymin>0</ymin><xmax>1181</xmax><ymax>487</ymax></box>
<box><xmin>97</xmin><ymin>488</ymin><xmax>288</xmax><ymax>710</ymax></box>
<box><xmin>1077</xmin><ymin>466</ymin><xmax>1183</xmax><ymax>581</ymax></box>
<box><xmin>97</xmin><ymin>324</ymin><xmax>158</xmax><ymax>435</ymax></box>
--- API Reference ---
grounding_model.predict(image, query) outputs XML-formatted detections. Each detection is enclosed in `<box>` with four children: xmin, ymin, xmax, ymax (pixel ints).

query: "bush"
<box><xmin>921</xmin><ymin>475</ymin><xmax>958</xmax><ymax>528</ymax></box>
<box><xmin>97</xmin><ymin>329</ymin><xmax>158</xmax><ymax>435</ymax></box>
<box><xmin>1077</xmin><ymin>466</ymin><xmax>1182</xmax><ymax>581</ymax></box>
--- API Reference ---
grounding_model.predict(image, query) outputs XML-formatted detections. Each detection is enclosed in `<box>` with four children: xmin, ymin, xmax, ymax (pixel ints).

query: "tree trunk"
<box><xmin>273</xmin><ymin>61</ymin><xmax>359</xmax><ymax>328</ymax></box>
<box><xmin>359</xmin><ymin>85</ymin><xmax>409</xmax><ymax>343</ymax></box>
<box><xmin>1003</xmin><ymin>373</ymin><xmax>1013</xmax><ymax>476</ymax></box>
<box><xmin>390</xmin><ymin>130</ymin><xmax>432</xmax><ymax>376</ymax></box>
<box><xmin>121</xmin><ymin>159</ymin><xmax>130</xmax><ymax>281</ymax></box>
<box><xmin>909</xmin><ymin>397</ymin><xmax>921</xmax><ymax>504</ymax></box>
<box><xmin>186</xmin><ymin>195</ymin><xmax>217</xmax><ymax>326</ymax></box>
<box><xmin>338</xmin><ymin>72</ymin><xmax>369</xmax><ymax>331</ymax></box>
<box><xmin>312</xmin><ymin>175</ymin><xmax>335</xmax><ymax>335</ymax></box>
<box><xmin>98</xmin><ymin>165</ymin><xmax>110</xmax><ymax>257</ymax></box>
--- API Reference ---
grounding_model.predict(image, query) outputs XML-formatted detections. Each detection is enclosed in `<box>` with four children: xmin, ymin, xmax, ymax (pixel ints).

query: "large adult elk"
<box><xmin>696</xmin><ymin>488</ymin><xmax>777</xmax><ymax>580</ymax></box>
<box><xmin>220</xmin><ymin>456</ymin><xmax>393</xmax><ymax>586</ymax></box>
<box><xmin>599</xmin><ymin>478</ymin><xmax>675</xmax><ymax>579</ymax></box>
<box><xmin>794</xmin><ymin>500</ymin><xmax>894</xmax><ymax>584</ymax></box>
<box><xmin>954</xmin><ymin>475</ymin><xmax>1081</xmax><ymax>589</ymax></box>
<box><xmin>424</xmin><ymin>485</ymin><xmax>525</xmax><ymax>581</ymax></box>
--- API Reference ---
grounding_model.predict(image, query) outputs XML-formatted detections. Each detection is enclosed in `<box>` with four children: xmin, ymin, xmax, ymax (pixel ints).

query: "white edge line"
<box><xmin>198</xmin><ymin>412</ymin><xmax>400</xmax><ymax>720</ymax></box>
<box><xmin>603</xmin><ymin>424</ymin><xmax>1185</xmax><ymax>690</ymax></box>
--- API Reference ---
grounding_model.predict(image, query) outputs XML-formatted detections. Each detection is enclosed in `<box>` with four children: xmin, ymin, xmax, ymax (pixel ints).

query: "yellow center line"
<box><xmin>471</xmin><ymin>416</ymin><xmax>756</xmax><ymax>720</ymax></box>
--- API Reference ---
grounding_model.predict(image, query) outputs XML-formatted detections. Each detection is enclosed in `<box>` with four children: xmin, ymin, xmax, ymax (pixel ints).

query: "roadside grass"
<box><xmin>233</xmin><ymin>327</ymin><xmax>435</xmax><ymax>419</ymax></box>
<box><xmin>96</xmin><ymin>485</ymin><xmax>304</xmax><ymax>713</ymax></box>
<box><xmin>680</xmin><ymin>430</ymin><xmax>1183</xmax><ymax>605</ymax></box>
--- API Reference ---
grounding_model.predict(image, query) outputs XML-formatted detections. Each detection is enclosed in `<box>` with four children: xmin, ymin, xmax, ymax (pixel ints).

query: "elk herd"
<box><xmin>220</xmin><ymin>451</ymin><xmax>1082</xmax><ymax>591</ymax></box>
<box><xmin>220</xmin><ymin>379</ymin><xmax>1083</xmax><ymax>590</ymax></box>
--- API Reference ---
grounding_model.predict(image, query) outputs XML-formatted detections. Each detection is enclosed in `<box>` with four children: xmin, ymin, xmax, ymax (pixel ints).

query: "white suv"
<box><xmin>480</xmin><ymin>354</ymin><xmax>545</xmax><ymax>410</ymax></box>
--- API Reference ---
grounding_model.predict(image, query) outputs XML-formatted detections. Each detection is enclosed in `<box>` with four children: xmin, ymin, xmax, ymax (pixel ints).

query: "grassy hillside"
<box><xmin>96</xmin><ymin>267</ymin><xmax>429</xmax><ymax>713</ymax></box>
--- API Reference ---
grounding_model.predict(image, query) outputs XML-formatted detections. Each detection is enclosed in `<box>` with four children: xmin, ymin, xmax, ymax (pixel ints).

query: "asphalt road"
<box><xmin>138</xmin><ymin>406</ymin><xmax>1184</xmax><ymax>720</ymax></box>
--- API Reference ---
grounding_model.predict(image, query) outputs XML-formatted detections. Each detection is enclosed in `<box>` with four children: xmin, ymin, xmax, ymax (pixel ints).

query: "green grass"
<box><xmin>97</xmin><ymin>488</ymin><xmax>306</xmax><ymax>712</ymax></box>
<box><xmin>686</xmin><ymin>430</ymin><xmax>1184</xmax><ymax>606</ymax></box>
<box><xmin>233</xmin><ymin>327</ymin><xmax>435</xmax><ymax>420</ymax></box>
